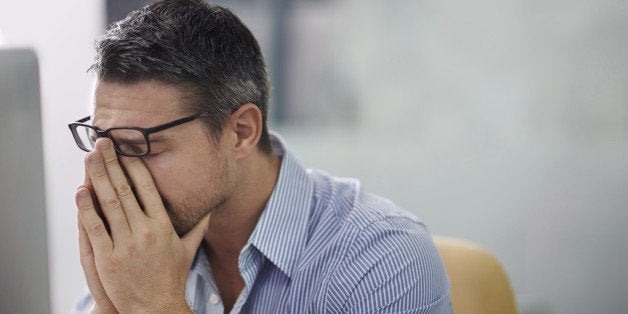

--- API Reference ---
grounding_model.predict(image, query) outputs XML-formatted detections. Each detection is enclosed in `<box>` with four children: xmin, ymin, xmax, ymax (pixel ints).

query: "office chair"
<box><xmin>433</xmin><ymin>236</ymin><xmax>518</xmax><ymax>314</ymax></box>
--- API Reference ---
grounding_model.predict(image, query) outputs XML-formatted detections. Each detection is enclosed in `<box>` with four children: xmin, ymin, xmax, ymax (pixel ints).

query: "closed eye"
<box><xmin>141</xmin><ymin>152</ymin><xmax>162</xmax><ymax>159</ymax></box>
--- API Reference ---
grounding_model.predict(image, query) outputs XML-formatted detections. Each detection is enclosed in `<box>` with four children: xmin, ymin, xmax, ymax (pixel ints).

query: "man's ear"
<box><xmin>230</xmin><ymin>103</ymin><xmax>263</xmax><ymax>159</ymax></box>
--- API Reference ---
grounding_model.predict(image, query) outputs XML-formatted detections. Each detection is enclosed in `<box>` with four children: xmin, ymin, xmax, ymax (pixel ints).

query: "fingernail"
<box><xmin>76</xmin><ymin>187</ymin><xmax>88</xmax><ymax>197</ymax></box>
<box><xmin>75</xmin><ymin>188</ymin><xmax>90</xmax><ymax>205</ymax></box>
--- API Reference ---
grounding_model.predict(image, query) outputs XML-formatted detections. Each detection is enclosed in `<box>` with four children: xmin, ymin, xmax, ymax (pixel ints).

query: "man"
<box><xmin>70</xmin><ymin>0</ymin><xmax>451</xmax><ymax>313</ymax></box>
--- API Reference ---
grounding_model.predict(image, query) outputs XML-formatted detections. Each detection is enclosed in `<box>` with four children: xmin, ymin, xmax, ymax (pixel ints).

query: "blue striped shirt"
<box><xmin>73</xmin><ymin>133</ymin><xmax>451</xmax><ymax>313</ymax></box>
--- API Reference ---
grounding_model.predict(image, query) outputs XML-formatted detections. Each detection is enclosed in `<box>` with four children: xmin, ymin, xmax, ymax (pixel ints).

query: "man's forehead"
<box><xmin>92</xmin><ymin>80</ymin><xmax>185</xmax><ymax>128</ymax></box>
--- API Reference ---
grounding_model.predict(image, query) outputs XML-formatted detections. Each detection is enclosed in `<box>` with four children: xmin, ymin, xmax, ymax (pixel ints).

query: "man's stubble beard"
<box><xmin>161</xmin><ymin>154</ymin><xmax>233</xmax><ymax>236</ymax></box>
<box><xmin>162</xmin><ymin>195</ymin><xmax>227</xmax><ymax>236</ymax></box>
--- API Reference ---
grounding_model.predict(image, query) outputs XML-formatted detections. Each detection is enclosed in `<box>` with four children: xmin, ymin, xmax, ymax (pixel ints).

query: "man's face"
<box><xmin>92</xmin><ymin>80</ymin><xmax>235</xmax><ymax>235</ymax></box>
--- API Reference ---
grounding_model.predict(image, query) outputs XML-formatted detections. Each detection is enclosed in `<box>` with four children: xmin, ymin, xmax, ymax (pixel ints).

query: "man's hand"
<box><xmin>78</xmin><ymin>166</ymin><xmax>118</xmax><ymax>314</ymax></box>
<box><xmin>76</xmin><ymin>138</ymin><xmax>210</xmax><ymax>313</ymax></box>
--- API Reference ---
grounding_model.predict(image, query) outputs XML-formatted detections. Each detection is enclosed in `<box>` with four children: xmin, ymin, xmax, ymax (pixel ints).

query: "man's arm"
<box><xmin>75</xmin><ymin>138</ymin><xmax>209</xmax><ymax>313</ymax></box>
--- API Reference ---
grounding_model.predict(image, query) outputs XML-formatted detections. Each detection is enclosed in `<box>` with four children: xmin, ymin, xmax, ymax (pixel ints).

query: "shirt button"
<box><xmin>209</xmin><ymin>293</ymin><xmax>220</xmax><ymax>304</ymax></box>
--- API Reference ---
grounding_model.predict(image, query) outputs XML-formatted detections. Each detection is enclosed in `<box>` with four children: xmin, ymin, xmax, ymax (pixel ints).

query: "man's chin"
<box><xmin>165</xmin><ymin>205</ymin><xmax>214</xmax><ymax>237</ymax></box>
<box><xmin>162</xmin><ymin>195</ymin><xmax>225</xmax><ymax>237</ymax></box>
<box><xmin>162</xmin><ymin>199</ymin><xmax>199</xmax><ymax>236</ymax></box>
<box><xmin>173</xmin><ymin>222</ymin><xmax>193</xmax><ymax>237</ymax></box>
<box><xmin>169</xmin><ymin>211</ymin><xmax>204</xmax><ymax>237</ymax></box>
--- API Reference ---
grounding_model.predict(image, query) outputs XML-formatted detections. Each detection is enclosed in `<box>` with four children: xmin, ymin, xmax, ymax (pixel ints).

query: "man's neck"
<box><xmin>199</xmin><ymin>150</ymin><xmax>281</xmax><ymax>312</ymax></box>
<box><xmin>203</xmin><ymin>150</ymin><xmax>281</xmax><ymax>262</ymax></box>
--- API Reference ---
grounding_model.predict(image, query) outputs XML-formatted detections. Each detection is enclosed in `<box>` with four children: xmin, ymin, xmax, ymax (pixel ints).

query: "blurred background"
<box><xmin>1</xmin><ymin>0</ymin><xmax>627</xmax><ymax>313</ymax></box>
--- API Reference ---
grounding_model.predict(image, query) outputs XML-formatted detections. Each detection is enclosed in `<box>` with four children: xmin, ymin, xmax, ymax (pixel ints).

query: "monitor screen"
<box><xmin>0</xmin><ymin>48</ymin><xmax>51</xmax><ymax>314</ymax></box>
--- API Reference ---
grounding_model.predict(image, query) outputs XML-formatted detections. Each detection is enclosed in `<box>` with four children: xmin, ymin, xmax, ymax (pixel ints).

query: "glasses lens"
<box><xmin>73</xmin><ymin>125</ymin><xmax>97</xmax><ymax>151</ymax></box>
<box><xmin>109</xmin><ymin>129</ymin><xmax>148</xmax><ymax>156</ymax></box>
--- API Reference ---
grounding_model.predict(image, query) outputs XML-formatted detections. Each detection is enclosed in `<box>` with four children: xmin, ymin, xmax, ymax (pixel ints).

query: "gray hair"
<box><xmin>90</xmin><ymin>0</ymin><xmax>272</xmax><ymax>153</ymax></box>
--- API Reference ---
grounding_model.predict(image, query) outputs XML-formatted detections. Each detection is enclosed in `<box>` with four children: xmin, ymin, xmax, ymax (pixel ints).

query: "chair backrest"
<box><xmin>433</xmin><ymin>236</ymin><xmax>518</xmax><ymax>314</ymax></box>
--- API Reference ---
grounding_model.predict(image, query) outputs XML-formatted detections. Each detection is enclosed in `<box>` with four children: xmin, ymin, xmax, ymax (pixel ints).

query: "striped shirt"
<box><xmin>73</xmin><ymin>132</ymin><xmax>451</xmax><ymax>313</ymax></box>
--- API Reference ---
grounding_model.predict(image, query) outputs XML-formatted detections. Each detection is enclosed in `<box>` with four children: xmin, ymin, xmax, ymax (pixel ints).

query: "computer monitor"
<box><xmin>0</xmin><ymin>48</ymin><xmax>51</xmax><ymax>314</ymax></box>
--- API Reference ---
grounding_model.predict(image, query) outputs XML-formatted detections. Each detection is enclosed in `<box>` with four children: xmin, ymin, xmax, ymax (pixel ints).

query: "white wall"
<box><xmin>0</xmin><ymin>1</ymin><xmax>104</xmax><ymax>313</ymax></box>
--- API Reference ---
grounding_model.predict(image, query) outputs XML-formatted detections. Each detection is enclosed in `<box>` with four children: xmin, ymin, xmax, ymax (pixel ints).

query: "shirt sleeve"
<box><xmin>69</xmin><ymin>287</ymin><xmax>94</xmax><ymax>314</ymax></box>
<box><xmin>324</xmin><ymin>217</ymin><xmax>452</xmax><ymax>313</ymax></box>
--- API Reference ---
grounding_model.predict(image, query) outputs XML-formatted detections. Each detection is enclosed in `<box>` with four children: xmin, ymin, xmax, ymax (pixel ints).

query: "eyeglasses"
<box><xmin>68</xmin><ymin>112</ymin><xmax>212</xmax><ymax>157</ymax></box>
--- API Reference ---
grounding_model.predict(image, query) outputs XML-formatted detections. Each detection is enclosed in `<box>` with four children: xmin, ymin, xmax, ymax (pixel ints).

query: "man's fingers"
<box><xmin>78</xmin><ymin>212</ymin><xmax>116</xmax><ymax>312</ymax></box>
<box><xmin>83</xmin><ymin>161</ymin><xmax>92</xmax><ymax>187</ymax></box>
<box><xmin>86</xmin><ymin>150</ymin><xmax>132</xmax><ymax>241</ymax></box>
<box><xmin>95</xmin><ymin>138</ymin><xmax>145</xmax><ymax>227</ymax></box>
<box><xmin>119</xmin><ymin>156</ymin><xmax>168</xmax><ymax>219</ymax></box>
<box><xmin>76</xmin><ymin>187</ymin><xmax>113</xmax><ymax>254</ymax></box>
<box><xmin>78</xmin><ymin>211</ymin><xmax>95</xmax><ymax>261</ymax></box>
<box><xmin>82</xmin><ymin>160</ymin><xmax>102</xmax><ymax>220</ymax></box>
<box><xmin>181</xmin><ymin>213</ymin><xmax>211</xmax><ymax>260</ymax></box>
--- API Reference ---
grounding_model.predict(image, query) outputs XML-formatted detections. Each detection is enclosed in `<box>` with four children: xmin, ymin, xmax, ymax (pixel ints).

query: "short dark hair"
<box><xmin>91</xmin><ymin>0</ymin><xmax>272</xmax><ymax>154</ymax></box>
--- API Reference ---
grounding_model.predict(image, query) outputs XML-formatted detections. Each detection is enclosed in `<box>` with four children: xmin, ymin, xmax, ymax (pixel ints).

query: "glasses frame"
<box><xmin>68</xmin><ymin>112</ymin><xmax>212</xmax><ymax>157</ymax></box>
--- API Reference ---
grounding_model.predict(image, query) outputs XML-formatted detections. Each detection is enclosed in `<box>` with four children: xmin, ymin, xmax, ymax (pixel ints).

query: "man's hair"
<box><xmin>91</xmin><ymin>0</ymin><xmax>272</xmax><ymax>154</ymax></box>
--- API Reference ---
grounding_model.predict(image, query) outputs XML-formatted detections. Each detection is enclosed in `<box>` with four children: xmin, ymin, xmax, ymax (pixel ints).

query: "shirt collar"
<box><xmin>245</xmin><ymin>131</ymin><xmax>313</xmax><ymax>278</ymax></box>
